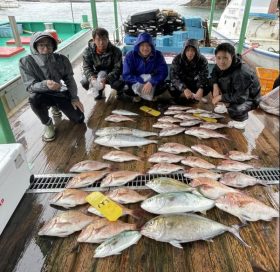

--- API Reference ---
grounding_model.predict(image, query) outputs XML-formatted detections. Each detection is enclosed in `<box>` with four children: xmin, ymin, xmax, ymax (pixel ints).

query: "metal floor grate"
<box><xmin>27</xmin><ymin>168</ymin><xmax>280</xmax><ymax>193</ymax></box>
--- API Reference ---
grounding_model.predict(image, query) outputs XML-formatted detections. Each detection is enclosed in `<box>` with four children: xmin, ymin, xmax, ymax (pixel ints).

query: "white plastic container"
<box><xmin>0</xmin><ymin>144</ymin><xmax>30</xmax><ymax>235</ymax></box>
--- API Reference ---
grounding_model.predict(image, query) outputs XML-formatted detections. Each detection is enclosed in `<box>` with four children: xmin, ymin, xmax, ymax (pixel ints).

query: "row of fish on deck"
<box><xmin>38</xmin><ymin>104</ymin><xmax>279</xmax><ymax>258</ymax></box>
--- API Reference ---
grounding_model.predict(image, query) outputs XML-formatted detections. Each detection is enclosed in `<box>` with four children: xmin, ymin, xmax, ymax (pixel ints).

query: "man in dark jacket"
<box><xmin>169</xmin><ymin>39</ymin><xmax>210</xmax><ymax>102</ymax></box>
<box><xmin>211</xmin><ymin>43</ymin><xmax>260</xmax><ymax>129</ymax></box>
<box><xmin>82</xmin><ymin>28</ymin><xmax>124</xmax><ymax>100</ymax></box>
<box><xmin>19</xmin><ymin>32</ymin><xmax>84</xmax><ymax>142</ymax></box>
<box><xmin>123</xmin><ymin>32</ymin><xmax>168</xmax><ymax>102</ymax></box>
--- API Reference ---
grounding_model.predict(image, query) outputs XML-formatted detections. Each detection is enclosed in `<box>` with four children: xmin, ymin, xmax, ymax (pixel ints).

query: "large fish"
<box><xmin>148</xmin><ymin>152</ymin><xmax>185</xmax><ymax>164</ymax></box>
<box><xmin>219</xmin><ymin>172</ymin><xmax>279</xmax><ymax>188</ymax></box>
<box><xmin>78</xmin><ymin>220</ymin><xmax>137</xmax><ymax>243</ymax></box>
<box><xmin>102</xmin><ymin>150</ymin><xmax>140</xmax><ymax>162</ymax></box>
<box><xmin>94</xmin><ymin>134</ymin><xmax>157</xmax><ymax>149</ymax></box>
<box><xmin>66</xmin><ymin>170</ymin><xmax>110</xmax><ymax>188</ymax></box>
<box><xmin>227</xmin><ymin>151</ymin><xmax>259</xmax><ymax>161</ymax></box>
<box><xmin>216</xmin><ymin>192</ymin><xmax>279</xmax><ymax>223</ymax></box>
<box><xmin>105</xmin><ymin>188</ymin><xmax>149</xmax><ymax>204</ymax></box>
<box><xmin>38</xmin><ymin>211</ymin><xmax>94</xmax><ymax>237</ymax></box>
<box><xmin>105</xmin><ymin>114</ymin><xmax>135</xmax><ymax>123</ymax></box>
<box><xmin>94</xmin><ymin>231</ymin><xmax>142</xmax><ymax>258</ymax></box>
<box><xmin>146</xmin><ymin>177</ymin><xmax>193</xmax><ymax>193</ymax></box>
<box><xmin>141</xmin><ymin>192</ymin><xmax>215</xmax><ymax>214</ymax></box>
<box><xmin>191</xmin><ymin>144</ymin><xmax>226</xmax><ymax>159</ymax></box>
<box><xmin>190</xmin><ymin>177</ymin><xmax>237</xmax><ymax>199</ymax></box>
<box><xmin>159</xmin><ymin>127</ymin><xmax>185</xmax><ymax>136</ymax></box>
<box><xmin>141</xmin><ymin>213</ymin><xmax>249</xmax><ymax>248</ymax></box>
<box><xmin>158</xmin><ymin>142</ymin><xmax>193</xmax><ymax>154</ymax></box>
<box><xmin>200</xmin><ymin>122</ymin><xmax>228</xmax><ymax>130</ymax></box>
<box><xmin>111</xmin><ymin>109</ymin><xmax>138</xmax><ymax>116</ymax></box>
<box><xmin>216</xmin><ymin>160</ymin><xmax>254</xmax><ymax>171</ymax></box>
<box><xmin>96</xmin><ymin>126</ymin><xmax>158</xmax><ymax>137</ymax></box>
<box><xmin>100</xmin><ymin>170</ymin><xmax>142</xmax><ymax>187</ymax></box>
<box><xmin>69</xmin><ymin>160</ymin><xmax>110</xmax><ymax>173</ymax></box>
<box><xmin>148</xmin><ymin>163</ymin><xmax>184</xmax><ymax>174</ymax></box>
<box><xmin>49</xmin><ymin>189</ymin><xmax>88</xmax><ymax>208</ymax></box>
<box><xmin>181</xmin><ymin>156</ymin><xmax>215</xmax><ymax>169</ymax></box>
<box><xmin>184</xmin><ymin>167</ymin><xmax>222</xmax><ymax>180</ymax></box>
<box><xmin>185</xmin><ymin>127</ymin><xmax>228</xmax><ymax>140</ymax></box>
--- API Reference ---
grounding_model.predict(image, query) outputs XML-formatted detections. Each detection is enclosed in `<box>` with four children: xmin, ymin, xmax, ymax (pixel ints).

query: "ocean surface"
<box><xmin>0</xmin><ymin>0</ymin><xmax>223</xmax><ymax>34</ymax></box>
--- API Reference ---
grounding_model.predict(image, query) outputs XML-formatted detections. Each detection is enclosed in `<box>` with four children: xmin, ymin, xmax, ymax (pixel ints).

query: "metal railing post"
<box><xmin>8</xmin><ymin>16</ymin><xmax>22</xmax><ymax>47</ymax></box>
<box><xmin>113</xmin><ymin>0</ymin><xmax>120</xmax><ymax>43</ymax></box>
<box><xmin>0</xmin><ymin>99</ymin><xmax>16</xmax><ymax>144</ymax></box>
<box><xmin>208</xmin><ymin>0</ymin><xmax>216</xmax><ymax>38</ymax></box>
<box><xmin>90</xmin><ymin>0</ymin><xmax>98</xmax><ymax>29</ymax></box>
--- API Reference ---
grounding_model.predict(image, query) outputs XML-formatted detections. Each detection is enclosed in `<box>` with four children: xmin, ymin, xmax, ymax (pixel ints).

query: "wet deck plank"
<box><xmin>0</xmin><ymin>57</ymin><xmax>279</xmax><ymax>272</ymax></box>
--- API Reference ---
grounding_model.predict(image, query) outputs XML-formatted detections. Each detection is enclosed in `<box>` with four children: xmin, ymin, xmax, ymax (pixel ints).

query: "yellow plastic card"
<box><xmin>193</xmin><ymin>113</ymin><xmax>217</xmax><ymax>123</ymax></box>
<box><xmin>140</xmin><ymin>106</ymin><xmax>161</xmax><ymax>116</ymax></box>
<box><xmin>86</xmin><ymin>192</ymin><xmax>123</xmax><ymax>221</ymax></box>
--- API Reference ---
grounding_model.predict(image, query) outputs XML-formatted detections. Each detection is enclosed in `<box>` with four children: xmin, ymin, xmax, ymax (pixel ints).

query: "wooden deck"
<box><xmin>0</xmin><ymin>57</ymin><xmax>279</xmax><ymax>272</ymax></box>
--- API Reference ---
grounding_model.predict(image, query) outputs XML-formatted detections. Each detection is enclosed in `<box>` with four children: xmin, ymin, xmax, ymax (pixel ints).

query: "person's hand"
<box><xmin>193</xmin><ymin>88</ymin><xmax>203</xmax><ymax>101</ymax></box>
<box><xmin>212</xmin><ymin>95</ymin><xmax>222</xmax><ymax>105</ymax></box>
<box><xmin>213</xmin><ymin>84</ymin><xmax>221</xmax><ymax>98</ymax></box>
<box><xmin>142</xmin><ymin>82</ymin><xmax>153</xmax><ymax>94</ymax></box>
<box><xmin>72</xmin><ymin>100</ymin><xmax>84</xmax><ymax>113</ymax></box>
<box><xmin>183</xmin><ymin>88</ymin><xmax>193</xmax><ymax>99</ymax></box>
<box><xmin>47</xmin><ymin>80</ymin><xmax>61</xmax><ymax>91</ymax></box>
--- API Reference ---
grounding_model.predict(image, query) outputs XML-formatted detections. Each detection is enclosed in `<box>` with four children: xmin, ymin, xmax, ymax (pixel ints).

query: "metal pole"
<box><xmin>8</xmin><ymin>16</ymin><xmax>22</xmax><ymax>47</ymax></box>
<box><xmin>113</xmin><ymin>0</ymin><xmax>119</xmax><ymax>42</ymax></box>
<box><xmin>237</xmin><ymin>0</ymin><xmax>252</xmax><ymax>54</ymax></box>
<box><xmin>208</xmin><ymin>0</ymin><xmax>216</xmax><ymax>38</ymax></box>
<box><xmin>90</xmin><ymin>0</ymin><xmax>98</xmax><ymax>29</ymax></box>
<box><xmin>0</xmin><ymin>99</ymin><xmax>16</xmax><ymax>144</ymax></box>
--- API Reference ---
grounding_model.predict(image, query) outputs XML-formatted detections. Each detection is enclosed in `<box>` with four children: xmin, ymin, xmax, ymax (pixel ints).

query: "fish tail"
<box><xmin>229</xmin><ymin>224</ymin><xmax>250</xmax><ymax>247</ymax></box>
<box><xmin>128</xmin><ymin>208</ymin><xmax>147</xmax><ymax>220</ymax></box>
<box><xmin>260</xmin><ymin>179</ymin><xmax>279</xmax><ymax>186</ymax></box>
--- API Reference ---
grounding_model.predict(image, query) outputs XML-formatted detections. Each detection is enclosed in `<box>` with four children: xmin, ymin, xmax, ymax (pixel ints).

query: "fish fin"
<box><xmin>229</xmin><ymin>224</ymin><xmax>250</xmax><ymax>247</ymax></box>
<box><xmin>170</xmin><ymin>241</ymin><xmax>183</xmax><ymax>249</ymax></box>
<box><xmin>204</xmin><ymin>239</ymin><xmax>214</xmax><ymax>243</ymax></box>
<box><xmin>129</xmin><ymin>208</ymin><xmax>147</xmax><ymax>220</ymax></box>
<box><xmin>200</xmin><ymin>210</ymin><xmax>207</xmax><ymax>215</ymax></box>
<box><xmin>113</xmin><ymin>146</ymin><xmax>120</xmax><ymax>150</ymax></box>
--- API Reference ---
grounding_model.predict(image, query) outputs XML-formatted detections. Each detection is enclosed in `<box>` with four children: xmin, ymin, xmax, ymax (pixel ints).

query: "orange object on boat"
<box><xmin>256</xmin><ymin>67</ymin><xmax>279</xmax><ymax>95</ymax></box>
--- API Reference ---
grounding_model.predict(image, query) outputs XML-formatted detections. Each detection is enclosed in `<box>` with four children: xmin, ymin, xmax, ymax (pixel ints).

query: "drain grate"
<box><xmin>26</xmin><ymin>168</ymin><xmax>279</xmax><ymax>193</ymax></box>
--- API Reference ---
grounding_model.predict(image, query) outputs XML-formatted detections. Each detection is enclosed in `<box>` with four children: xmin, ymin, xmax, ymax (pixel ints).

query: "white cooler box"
<box><xmin>0</xmin><ymin>143</ymin><xmax>30</xmax><ymax>235</ymax></box>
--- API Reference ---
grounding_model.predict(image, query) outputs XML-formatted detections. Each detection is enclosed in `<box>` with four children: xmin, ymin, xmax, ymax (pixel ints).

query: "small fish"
<box><xmin>227</xmin><ymin>151</ymin><xmax>259</xmax><ymax>161</ymax></box>
<box><xmin>158</xmin><ymin>142</ymin><xmax>193</xmax><ymax>154</ymax></box>
<box><xmin>200</xmin><ymin>122</ymin><xmax>228</xmax><ymax>130</ymax></box>
<box><xmin>49</xmin><ymin>189</ymin><xmax>88</xmax><ymax>208</ymax></box>
<box><xmin>168</xmin><ymin>105</ymin><xmax>191</xmax><ymax>111</ymax></box>
<box><xmin>152</xmin><ymin>122</ymin><xmax>180</xmax><ymax>129</ymax></box>
<box><xmin>38</xmin><ymin>211</ymin><xmax>94</xmax><ymax>237</ymax></box>
<box><xmin>148</xmin><ymin>163</ymin><xmax>184</xmax><ymax>174</ymax></box>
<box><xmin>105</xmin><ymin>114</ymin><xmax>135</xmax><ymax>123</ymax></box>
<box><xmin>141</xmin><ymin>192</ymin><xmax>215</xmax><ymax>214</ymax></box>
<box><xmin>148</xmin><ymin>152</ymin><xmax>185</xmax><ymax>164</ymax></box>
<box><xmin>66</xmin><ymin>170</ymin><xmax>110</xmax><ymax>188</ymax></box>
<box><xmin>100</xmin><ymin>170</ymin><xmax>142</xmax><ymax>187</ymax></box>
<box><xmin>105</xmin><ymin>188</ymin><xmax>149</xmax><ymax>204</ymax></box>
<box><xmin>69</xmin><ymin>160</ymin><xmax>110</xmax><ymax>173</ymax></box>
<box><xmin>181</xmin><ymin>156</ymin><xmax>215</xmax><ymax>169</ymax></box>
<box><xmin>146</xmin><ymin>177</ymin><xmax>193</xmax><ymax>193</ymax></box>
<box><xmin>158</xmin><ymin>116</ymin><xmax>181</xmax><ymax>123</ymax></box>
<box><xmin>102</xmin><ymin>150</ymin><xmax>140</xmax><ymax>162</ymax></box>
<box><xmin>159</xmin><ymin>127</ymin><xmax>185</xmax><ymax>137</ymax></box>
<box><xmin>164</xmin><ymin>110</ymin><xmax>184</xmax><ymax>115</ymax></box>
<box><xmin>174</xmin><ymin>113</ymin><xmax>200</xmax><ymax>120</ymax></box>
<box><xmin>185</xmin><ymin>127</ymin><xmax>228</xmax><ymax>140</ymax></box>
<box><xmin>180</xmin><ymin>120</ymin><xmax>202</xmax><ymax>127</ymax></box>
<box><xmin>184</xmin><ymin>168</ymin><xmax>222</xmax><ymax>180</ymax></box>
<box><xmin>216</xmin><ymin>192</ymin><xmax>279</xmax><ymax>223</ymax></box>
<box><xmin>217</xmin><ymin>160</ymin><xmax>254</xmax><ymax>171</ymax></box>
<box><xmin>191</xmin><ymin>144</ymin><xmax>226</xmax><ymax>159</ymax></box>
<box><xmin>96</xmin><ymin>127</ymin><xmax>158</xmax><ymax>137</ymax></box>
<box><xmin>112</xmin><ymin>109</ymin><xmax>138</xmax><ymax>116</ymax></box>
<box><xmin>94</xmin><ymin>231</ymin><xmax>142</xmax><ymax>258</ymax></box>
<box><xmin>186</xmin><ymin>108</ymin><xmax>210</xmax><ymax>114</ymax></box>
<box><xmin>197</xmin><ymin>112</ymin><xmax>224</xmax><ymax>119</ymax></box>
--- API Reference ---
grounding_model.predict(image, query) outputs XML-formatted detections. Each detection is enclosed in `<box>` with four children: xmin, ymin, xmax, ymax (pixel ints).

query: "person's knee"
<box><xmin>29</xmin><ymin>93</ymin><xmax>45</xmax><ymax>106</ymax></box>
<box><xmin>70</xmin><ymin>112</ymin><xmax>85</xmax><ymax>124</ymax></box>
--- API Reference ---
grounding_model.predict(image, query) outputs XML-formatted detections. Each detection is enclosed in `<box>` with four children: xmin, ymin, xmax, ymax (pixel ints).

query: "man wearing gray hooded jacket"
<box><xmin>19</xmin><ymin>32</ymin><xmax>85</xmax><ymax>142</ymax></box>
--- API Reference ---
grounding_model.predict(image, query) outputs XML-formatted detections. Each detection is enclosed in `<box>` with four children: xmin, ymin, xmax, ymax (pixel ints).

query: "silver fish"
<box><xmin>148</xmin><ymin>163</ymin><xmax>184</xmax><ymax>174</ymax></box>
<box><xmin>69</xmin><ymin>160</ymin><xmax>110</xmax><ymax>173</ymax></box>
<box><xmin>186</xmin><ymin>108</ymin><xmax>211</xmax><ymax>114</ymax></box>
<box><xmin>185</xmin><ymin>127</ymin><xmax>228</xmax><ymax>140</ymax></box>
<box><xmin>180</xmin><ymin>120</ymin><xmax>202</xmax><ymax>127</ymax></box>
<box><xmin>200</xmin><ymin>122</ymin><xmax>228</xmax><ymax>130</ymax></box>
<box><xmin>141</xmin><ymin>192</ymin><xmax>215</xmax><ymax>214</ymax></box>
<box><xmin>105</xmin><ymin>188</ymin><xmax>149</xmax><ymax>204</ymax></box>
<box><xmin>159</xmin><ymin>127</ymin><xmax>185</xmax><ymax>137</ymax></box>
<box><xmin>94</xmin><ymin>134</ymin><xmax>157</xmax><ymax>149</ymax></box>
<box><xmin>184</xmin><ymin>168</ymin><xmax>222</xmax><ymax>180</ymax></box>
<box><xmin>152</xmin><ymin>122</ymin><xmax>180</xmax><ymax>129</ymax></box>
<box><xmin>148</xmin><ymin>152</ymin><xmax>185</xmax><ymax>164</ymax></box>
<box><xmin>158</xmin><ymin>142</ymin><xmax>193</xmax><ymax>154</ymax></box>
<box><xmin>94</xmin><ymin>231</ymin><xmax>142</xmax><ymax>258</ymax></box>
<box><xmin>197</xmin><ymin>112</ymin><xmax>224</xmax><ymax>119</ymax></box>
<box><xmin>96</xmin><ymin>127</ymin><xmax>157</xmax><ymax>137</ymax></box>
<box><xmin>38</xmin><ymin>211</ymin><xmax>94</xmax><ymax>237</ymax></box>
<box><xmin>105</xmin><ymin>114</ymin><xmax>135</xmax><ymax>123</ymax></box>
<box><xmin>112</xmin><ymin>109</ymin><xmax>138</xmax><ymax>116</ymax></box>
<box><xmin>168</xmin><ymin>105</ymin><xmax>191</xmax><ymax>111</ymax></box>
<box><xmin>141</xmin><ymin>213</ymin><xmax>249</xmax><ymax>248</ymax></box>
<box><xmin>181</xmin><ymin>156</ymin><xmax>215</xmax><ymax>169</ymax></box>
<box><xmin>49</xmin><ymin>189</ymin><xmax>88</xmax><ymax>208</ymax></box>
<box><xmin>102</xmin><ymin>150</ymin><xmax>140</xmax><ymax>162</ymax></box>
<box><xmin>164</xmin><ymin>110</ymin><xmax>184</xmax><ymax>115</ymax></box>
<box><xmin>158</xmin><ymin>116</ymin><xmax>181</xmax><ymax>123</ymax></box>
<box><xmin>217</xmin><ymin>160</ymin><xmax>254</xmax><ymax>171</ymax></box>
<box><xmin>227</xmin><ymin>151</ymin><xmax>259</xmax><ymax>161</ymax></box>
<box><xmin>146</xmin><ymin>177</ymin><xmax>193</xmax><ymax>193</ymax></box>
<box><xmin>216</xmin><ymin>192</ymin><xmax>279</xmax><ymax>223</ymax></box>
<box><xmin>191</xmin><ymin>144</ymin><xmax>226</xmax><ymax>159</ymax></box>
<box><xmin>100</xmin><ymin>170</ymin><xmax>142</xmax><ymax>187</ymax></box>
<box><xmin>174</xmin><ymin>113</ymin><xmax>200</xmax><ymax>120</ymax></box>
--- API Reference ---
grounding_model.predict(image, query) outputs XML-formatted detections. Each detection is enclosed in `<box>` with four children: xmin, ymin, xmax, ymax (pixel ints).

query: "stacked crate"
<box><xmin>183</xmin><ymin>17</ymin><xmax>205</xmax><ymax>40</ymax></box>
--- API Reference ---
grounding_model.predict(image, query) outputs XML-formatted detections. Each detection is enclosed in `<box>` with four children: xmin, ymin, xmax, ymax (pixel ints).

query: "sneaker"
<box><xmin>42</xmin><ymin>120</ymin><xmax>55</xmax><ymax>142</ymax></box>
<box><xmin>228</xmin><ymin>120</ymin><xmax>247</xmax><ymax>129</ymax></box>
<box><xmin>51</xmin><ymin>106</ymin><xmax>62</xmax><ymax>117</ymax></box>
<box><xmin>133</xmin><ymin>96</ymin><xmax>141</xmax><ymax>103</ymax></box>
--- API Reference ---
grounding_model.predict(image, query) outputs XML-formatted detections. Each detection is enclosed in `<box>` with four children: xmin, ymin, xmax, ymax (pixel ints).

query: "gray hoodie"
<box><xmin>19</xmin><ymin>32</ymin><xmax>79</xmax><ymax>101</ymax></box>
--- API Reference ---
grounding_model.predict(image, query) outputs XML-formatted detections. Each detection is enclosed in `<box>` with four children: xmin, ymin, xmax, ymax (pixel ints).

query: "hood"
<box><xmin>216</xmin><ymin>53</ymin><xmax>242</xmax><ymax>74</ymax></box>
<box><xmin>134</xmin><ymin>32</ymin><xmax>155</xmax><ymax>54</ymax></box>
<box><xmin>181</xmin><ymin>39</ymin><xmax>200</xmax><ymax>60</ymax></box>
<box><xmin>30</xmin><ymin>32</ymin><xmax>58</xmax><ymax>54</ymax></box>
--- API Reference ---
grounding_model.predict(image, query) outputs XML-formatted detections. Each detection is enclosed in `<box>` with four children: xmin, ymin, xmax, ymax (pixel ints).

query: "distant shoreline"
<box><xmin>19</xmin><ymin>0</ymin><xmax>150</xmax><ymax>2</ymax></box>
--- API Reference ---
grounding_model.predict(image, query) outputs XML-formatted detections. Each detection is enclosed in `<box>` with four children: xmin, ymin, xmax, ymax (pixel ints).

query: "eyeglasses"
<box><xmin>37</xmin><ymin>43</ymin><xmax>53</xmax><ymax>49</ymax></box>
